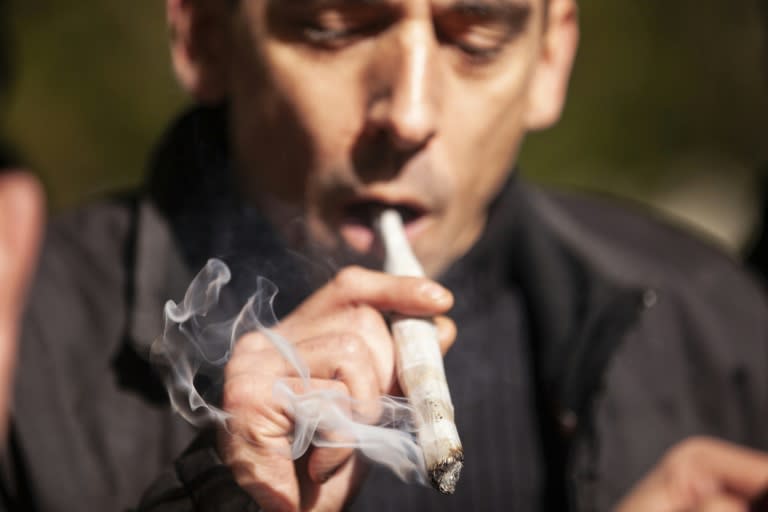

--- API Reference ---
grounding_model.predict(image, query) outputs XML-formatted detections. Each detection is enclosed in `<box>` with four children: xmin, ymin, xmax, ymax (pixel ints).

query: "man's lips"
<box><xmin>339</xmin><ymin>199</ymin><xmax>430</xmax><ymax>253</ymax></box>
<box><xmin>344</xmin><ymin>199</ymin><xmax>427</xmax><ymax>225</ymax></box>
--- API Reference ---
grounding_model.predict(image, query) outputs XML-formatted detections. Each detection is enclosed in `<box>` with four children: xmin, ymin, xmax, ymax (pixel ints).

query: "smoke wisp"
<box><xmin>151</xmin><ymin>258</ymin><xmax>427</xmax><ymax>484</ymax></box>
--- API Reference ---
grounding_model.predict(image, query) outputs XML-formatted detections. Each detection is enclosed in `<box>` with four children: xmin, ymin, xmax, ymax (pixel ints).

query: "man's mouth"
<box><xmin>339</xmin><ymin>199</ymin><xmax>429</xmax><ymax>253</ymax></box>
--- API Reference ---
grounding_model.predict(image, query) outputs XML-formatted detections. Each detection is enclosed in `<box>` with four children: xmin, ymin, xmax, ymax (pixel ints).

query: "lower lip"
<box><xmin>340</xmin><ymin>215</ymin><xmax>431</xmax><ymax>253</ymax></box>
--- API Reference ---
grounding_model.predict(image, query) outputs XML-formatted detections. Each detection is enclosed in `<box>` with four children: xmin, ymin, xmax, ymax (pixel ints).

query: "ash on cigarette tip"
<box><xmin>429</xmin><ymin>450</ymin><xmax>464</xmax><ymax>495</ymax></box>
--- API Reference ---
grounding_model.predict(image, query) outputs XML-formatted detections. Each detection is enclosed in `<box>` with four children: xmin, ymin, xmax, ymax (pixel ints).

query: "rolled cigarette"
<box><xmin>375</xmin><ymin>209</ymin><xmax>463</xmax><ymax>495</ymax></box>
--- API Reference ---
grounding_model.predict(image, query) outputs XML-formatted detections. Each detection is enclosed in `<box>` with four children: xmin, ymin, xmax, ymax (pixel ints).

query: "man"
<box><xmin>616</xmin><ymin>437</ymin><xmax>768</xmax><ymax>512</ymax></box>
<box><xmin>4</xmin><ymin>0</ymin><xmax>768</xmax><ymax>510</ymax></box>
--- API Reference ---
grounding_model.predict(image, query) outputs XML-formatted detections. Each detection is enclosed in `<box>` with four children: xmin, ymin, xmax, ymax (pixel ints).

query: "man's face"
<box><xmin>204</xmin><ymin>0</ymin><xmax>571</xmax><ymax>276</ymax></box>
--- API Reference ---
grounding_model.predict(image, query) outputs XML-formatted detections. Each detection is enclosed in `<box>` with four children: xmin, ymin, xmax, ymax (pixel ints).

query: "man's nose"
<box><xmin>365</xmin><ymin>22</ymin><xmax>441</xmax><ymax>152</ymax></box>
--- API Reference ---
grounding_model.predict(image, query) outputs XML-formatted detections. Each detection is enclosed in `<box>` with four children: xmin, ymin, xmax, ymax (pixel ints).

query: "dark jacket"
<box><xmin>5</xmin><ymin>109</ymin><xmax>768</xmax><ymax>511</ymax></box>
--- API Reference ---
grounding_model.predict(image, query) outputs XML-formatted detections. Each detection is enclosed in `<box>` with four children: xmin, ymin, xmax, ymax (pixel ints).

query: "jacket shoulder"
<box><xmin>535</xmin><ymin>186</ymin><xmax>768</xmax><ymax>375</ymax></box>
<box><xmin>46</xmin><ymin>194</ymin><xmax>136</xmax><ymax>267</ymax></box>
<box><xmin>23</xmin><ymin>195</ymin><xmax>138</xmax><ymax>359</ymax></box>
<box><xmin>537</xmin><ymin>190</ymin><xmax>768</xmax><ymax>509</ymax></box>
<box><xmin>541</xmin><ymin>188</ymin><xmax>765</xmax><ymax>308</ymax></box>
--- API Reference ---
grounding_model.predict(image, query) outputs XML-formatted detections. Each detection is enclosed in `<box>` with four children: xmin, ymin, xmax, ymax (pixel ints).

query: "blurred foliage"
<box><xmin>4</xmin><ymin>0</ymin><xmax>184</xmax><ymax>208</ymax></box>
<box><xmin>1</xmin><ymin>0</ymin><xmax>766</xmax><ymax>210</ymax></box>
<box><xmin>521</xmin><ymin>0</ymin><xmax>768</xmax><ymax>193</ymax></box>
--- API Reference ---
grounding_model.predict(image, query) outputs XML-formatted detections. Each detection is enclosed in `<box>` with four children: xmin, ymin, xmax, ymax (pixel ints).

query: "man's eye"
<box><xmin>436</xmin><ymin>21</ymin><xmax>516</xmax><ymax>63</ymax></box>
<box><xmin>299</xmin><ymin>11</ymin><xmax>392</xmax><ymax>47</ymax></box>
<box><xmin>453</xmin><ymin>26</ymin><xmax>511</xmax><ymax>60</ymax></box>
<box><xmin>435</xmin><ymin>7</ymin><xmax>532</xmax><ymax>64</ymax></box>
<box><xmin>303</xmin><ymin>23</ymin><xmax>353</xmax><ymax>44</ymax></box>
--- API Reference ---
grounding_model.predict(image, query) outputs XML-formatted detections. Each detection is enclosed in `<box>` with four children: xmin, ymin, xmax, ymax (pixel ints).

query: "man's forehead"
<box><xmin>266</xmin><ymin>0</ymin><xmax>537</xmax><ymax>10</ymax></box>
<box><xmin>264</xmin><ymin>0</ymin><xmax>540</xmax><ymax>26</ymax></box>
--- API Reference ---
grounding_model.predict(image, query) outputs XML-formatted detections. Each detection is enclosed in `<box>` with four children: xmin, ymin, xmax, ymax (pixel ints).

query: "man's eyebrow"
<box><xmin>447</xmin><ymin>0</ymin><xmax>533</xmax><ymax>20</ymax></box>
<box><xmin>267</xmin><ymin>0</ymin><xmax>387</xmax><ymax>6</ymax></box>
<box><xmin>269</xmin><ymin>0</ymin><xmax>530</xmax><ymax>8</ymax></box>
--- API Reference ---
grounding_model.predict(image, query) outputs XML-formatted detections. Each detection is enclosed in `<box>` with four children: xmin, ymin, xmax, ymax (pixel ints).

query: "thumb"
<box><xmin>0</xmin><ymin>171</ymin><xmax>44</xmax><ymax>440</ymax></box>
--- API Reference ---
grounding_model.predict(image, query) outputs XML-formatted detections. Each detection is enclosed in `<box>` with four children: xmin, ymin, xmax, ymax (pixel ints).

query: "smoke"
<box><xmin>151</xmin><ymin>258</ymin><xmax>427</xmax><ymax>484</ymax></box>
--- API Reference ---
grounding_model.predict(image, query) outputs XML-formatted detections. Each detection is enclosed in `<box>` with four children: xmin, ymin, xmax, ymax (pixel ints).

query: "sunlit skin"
<box><xmin>230</xmin><ymin>0</ymin><xmax>541</xmax><ymax>277</ymax></box>
<box><xmin>617</xmin><ymin>437</ymin><xmax>768</xmax><ymax>512</ymax></box>
<box><xmin>175</xmin><ymin>0</ymin><xmax>575</xmax><ymax>277</ymax></box>
<box><xmin>167</xmin><ymin>0</ymin><xmax>578</xmax><ymax>508</ymax></box>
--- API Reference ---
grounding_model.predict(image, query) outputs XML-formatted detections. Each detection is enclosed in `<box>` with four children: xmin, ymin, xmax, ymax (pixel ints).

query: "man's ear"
<box><xmin>167</xmin><ymin>0</ymin><xmax>231</xmax><ymax>103</ymax></box>
<box><xmin>525</xmin><ymin>0</ymin><xmax>579</xmax><ymax>131</ymax></box>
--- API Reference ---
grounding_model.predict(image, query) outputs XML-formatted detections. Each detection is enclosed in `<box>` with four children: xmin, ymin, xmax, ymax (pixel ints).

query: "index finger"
<box><xmin>326</xmin><ymin>266</ymin><xmax>453</xmax><ymax>316</ymax></box>
<box><xmin>696</xmin><ymin>440</ymin><xmax>768</xmax><ymax>499</ymax></box>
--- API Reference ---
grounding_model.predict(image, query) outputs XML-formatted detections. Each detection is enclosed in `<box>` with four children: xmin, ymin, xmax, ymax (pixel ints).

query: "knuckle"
<box><xmin>221</xmin><ymin>379</ymin><xmax>248</xmax><ymax>411</ymax></box>
<box><xmin>238</xmin><ymin>331</ymin><xmax>272</xmax><ymax>353</ymax></box>
<box><xmin>221</xmin><ymin>383</ymin><xmax>244</xmax><ymax>411</ymax></box>
<box><xmin>225</xmin><ymin>348</ymin><xmax>271</xmax><ymax>381</ymax></box>
<box><xmin>329</xmin><ymin>379</ymin><xmax>350</xmax><ymax>396</ymax></box>
<box><xmin>331</xmin><ymin>336</ymin><xmax>372</xmax><ymax>390</ymax></box>
<box><xmin>237</xmin><ymin>331</ymin><xmax>260</xmax><ymax>347</ymax></box>
<box><xmin>224</xmin><ymin>352</ymin><xmax>249</xmax><ymax>379</ymax></box>
<box><xmin>336</xmin><ymin>332</ymin><xmax>366</xmax><ymax>358</ymax></box>
<box><xmin>349</xmin><ymin>305</ymin><xmax>382</xmax><ymax>333</ymax></box>
<box><xmin>284</xmin><ymin>379</ymin><xmax>308</xmax><ymax>396</ymax></box>
<box><xmin>222</xmin><ymin>376</ymin><xmax>264</xmax><ymax>412</ymax></box>
<box><xmin>334</xmin><ymin>266</ymin><xmax>366</xmax><ymax>291</ymax></box>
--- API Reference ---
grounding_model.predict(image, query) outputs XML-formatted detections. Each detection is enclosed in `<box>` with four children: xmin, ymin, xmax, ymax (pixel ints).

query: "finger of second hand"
<box><xmin>698</xmin><ymin>494</ymin><xmax>750</xmax><ymax>512</ymax></box>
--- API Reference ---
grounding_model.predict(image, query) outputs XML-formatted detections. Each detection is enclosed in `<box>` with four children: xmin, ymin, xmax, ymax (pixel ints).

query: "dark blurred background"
<box><xmin>2</xmin><ymin>0</ymin><xmax>767</xmax><ymax>251</ymax></box>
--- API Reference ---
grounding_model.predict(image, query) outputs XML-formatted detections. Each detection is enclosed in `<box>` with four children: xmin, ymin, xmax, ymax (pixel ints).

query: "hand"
<box><xmin>0</xmin><ymin>171</ymin><xmax>43</xmax><ymax>441</ymax></box>
<box><xmin>616</xmin><ymin>437</ymin><xmax>768</xmax><ymax>512</ymax></box>
<box><xmin>218</xmin><ymin>266</ymin><xmax>456</xmax><ymax>512</ymax></box>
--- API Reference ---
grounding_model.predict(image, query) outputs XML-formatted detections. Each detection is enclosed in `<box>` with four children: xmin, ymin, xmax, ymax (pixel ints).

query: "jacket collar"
<box><xmin>128</xmin><ymin>106</ymin><xmax>318</xmax><ymax>359</ymax></box>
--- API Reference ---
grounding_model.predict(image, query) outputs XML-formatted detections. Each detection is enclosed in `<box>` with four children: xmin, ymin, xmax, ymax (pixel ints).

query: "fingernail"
<box><xmin>420</xmin><ymin>283</ymin><xmax>450</xmax><ymax>304</ymax></box>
